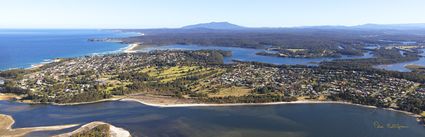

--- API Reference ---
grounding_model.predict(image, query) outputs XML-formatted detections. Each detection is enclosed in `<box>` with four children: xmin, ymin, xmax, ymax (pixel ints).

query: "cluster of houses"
<box><xmin>213</xmin><ymin>63</ymin><xmax>420</xmax><ymax>104</ymax></box>
<box><xmin>13</xmin><ymin>50</ymin><xmax>221</xmax><ymax>99</ymax></box>
<box><xmin>5</xmin><ymin>50</ymin><xmax>423</xmax><ymax>106</ymax></box>
<box><xmin>0</xmin><ymin>77</ymin><xmax>4</xmax><ymax>85</ymax></box>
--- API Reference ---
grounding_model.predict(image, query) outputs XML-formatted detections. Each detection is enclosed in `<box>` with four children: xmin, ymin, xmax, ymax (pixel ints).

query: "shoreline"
<box><xmin>0</xmin><ymin>113</ymin><xmax>130</xmax><ymax>137</ymax></box>
<box><xmin>1</xmin><ymin>94</ymin><xmax>423</xmax><ymax>125</ymax></box>
<box><xmin>121</xmin><ymin>98</ymin><xmax>424</xmax><ymax>124</ymax></box>
<box><xmin>123</xmin><ymin>43</ymin><xmax>142</xmax><ymax>53</ymax></box>
<box><xmin>2</xmin><ymin>93</ymin><xmax>421</xmax><ymax>119</ymax></box>
<box><xmin>121</xmin><ymin>98</ymin><xmax>422</xmax><ymax>118</ymax></box>
<box><xmin>16</xmin><ymin>96</ymin><xmax>127</xmax><ymax>106</ymax></box>
<box><xmin>0</xmin><ymin>114</ymin><xmax>79</xmax><ymax>137</ymax></box>
<box><xmin>53</xmin><ymin>121</ymin><xmax>131</xmax><ymax>137</ymax></box>
<box><xmin>28</xmin><ymin>59</ymin><xmax>62</xmax><ymax>69</ymax></box>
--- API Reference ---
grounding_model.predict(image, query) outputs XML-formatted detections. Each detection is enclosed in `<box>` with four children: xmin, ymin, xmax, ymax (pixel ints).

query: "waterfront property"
<box><xmin>1</xmin><ymin>50</ymin><xmax>423</xmax><ymax>118</ymax></box>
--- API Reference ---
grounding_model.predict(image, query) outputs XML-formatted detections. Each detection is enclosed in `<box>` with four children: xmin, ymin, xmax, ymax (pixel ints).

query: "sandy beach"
<box><xmin>0</xmin><ymin>114</ymin><xmax>130</xmax><ymax>137</ymax></box>
<box><xmin>121</xmin><ymin>98</ymin><xmax>377</xmax><ymax>108</ymax></box>
<box><xmin>0</xmin><ymin>93</ymin><xmax>20</xmax><ymax>101</ymax></box>
<box><xmin>124</xmin><ymin>43</ymin><xmax>143</xmax><ymax>53</ymax></box>
<box><xmin>29</xmin><ymin>59</ymin><xmax>62</xmax><ymax>69</ymax></box>
<box><xmin>120</xmin><ymin>98</ymin><xmax>423</xmax><ymax>120</ymax></box>
<box><xmin>53</xmin><ymin>121</ymin><xmax>131</xmax><ymax>137</ymax></box>
<box><xmin>122</xmin><ymin>97</ymin><xmax>424</xmax><ymax>125</ymax></box>
<box><xmin>2</xmin><ymin>92</ymin><xmax>423</xmax><ymax>125</ymax></box>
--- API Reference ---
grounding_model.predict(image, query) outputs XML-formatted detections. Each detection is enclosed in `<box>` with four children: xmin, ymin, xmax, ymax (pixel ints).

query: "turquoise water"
<box><xmin>0</xmin><ymin>30</ymin><xmax>372</xmax><ymax>69</ymax></box>
<box><xmin>0</xmin><ymin>29</ymin><xmax>136</xmax><ymax>70</ymax></box>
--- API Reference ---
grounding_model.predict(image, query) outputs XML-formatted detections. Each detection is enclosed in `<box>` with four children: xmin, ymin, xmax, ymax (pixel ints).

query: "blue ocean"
<box><xmin>1</xmin><ymin>29</ymin><xmax>422</xmax><ymax>72</ymax></box>
<box><xmin>0</xmin><ymin>29</ymin><xmax>136</xmax><ymax>70</ymax></box>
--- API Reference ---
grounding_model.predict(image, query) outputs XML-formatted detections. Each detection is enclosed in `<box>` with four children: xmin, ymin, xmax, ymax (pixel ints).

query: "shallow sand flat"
<box><xmin>0</xmin><ymin>94</ymin><xmax>19</xmax><ymax>101</ymax></box>
<box><xmin>0</xmin><ymin>114</ymin><xmax>79</xmax><ymax>137</ymax></box>
<box><xmin>54</xmin><ymin>121</ymin><xmax>131</xmax><ymax>137</ymax></box>
<box><xmin>121</xmin><ymin>94</ymin><xmax>423</xmax><ymax>119</ymax></box>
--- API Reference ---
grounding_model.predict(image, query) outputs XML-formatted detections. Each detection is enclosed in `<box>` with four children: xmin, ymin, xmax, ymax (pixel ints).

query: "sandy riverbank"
<box><xmin>0</xmin><ymin>114</ymin><xmax>79</xmax><ymax>137</ymax></box>
<box><xmin>122</xmin><ymin>98</ymin><xmax>378</xmax><ymax>108</ymax></box>
<box><xmin>5</xmin><ymin>92</ymin><xmax>421</xmax><ymax>119</ymax></box>
<box><xmin>53</xmin><ymin>121</ymin><xmax>131</xmax><ymax>137</ymax></box>
<box><xmin>120</xmin><ymin>97</ymin><xmax>423</xmax><ymax>119</ymax></box>
<box><xmin>122</xmin><ymin>98</ymin><xmax>424</xmax><ymax>124</ymax></box>
<box><xmin>0</xmin><ymin>94</ymin><xmax>20</xmax><ymax>101</ymax></box>
<box><xmin>18</xmin><ymin>96</ymin><xmax>127</xmax><ymax>106</ymax></box>
<box><xmin>2</xmin><ymin>93</ymin><xmax>423</xmax><ymax>125</ymax></box>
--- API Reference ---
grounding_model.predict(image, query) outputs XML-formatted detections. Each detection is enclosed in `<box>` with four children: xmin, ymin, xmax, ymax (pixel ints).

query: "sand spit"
<box><xmin>54</xmin><ymin>121</ymin><xmax>131</xmax><ymax>137</ymax></box>
<box><xmin>121</xmin><ymin>98</ymin><xmax>422</xmax><ymax>119</ymax></box>
<box><xmin>0</xmin><ymin>114</ymin><xmax>78</xmax><ymax>137</ymax></box>
<box><xmin>121</xmin><ymin>98</ymin><xmax>377</xmax><ymax>108</ymax></box>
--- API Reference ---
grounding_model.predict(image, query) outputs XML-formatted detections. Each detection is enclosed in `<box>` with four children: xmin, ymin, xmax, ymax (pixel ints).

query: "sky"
<box><xmin>0</xmin><ymin>0</ymin><xmax>425</xmax><ymax>29</ymax></box>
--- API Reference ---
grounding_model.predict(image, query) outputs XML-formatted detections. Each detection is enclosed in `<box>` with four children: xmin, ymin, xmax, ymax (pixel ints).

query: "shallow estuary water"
<box><xmin>139</xmin><ymin>44</ymin><xmax>373</xmax><ymax>65</ymax></box>
<box><xmin>0</xmin><ymin>101</ymin><xmax>424</xmax><ymax>137</ymax></box>
<box><xmin>375</xmin><ymin>49</ymin><xmax>425</xmax><ymax>72</ymax></box>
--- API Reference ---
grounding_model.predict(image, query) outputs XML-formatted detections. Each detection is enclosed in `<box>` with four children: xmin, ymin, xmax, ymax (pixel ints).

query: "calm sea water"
<box><xmin>0</xmin><ymin>29</ymin><xmax>136</xmax><ymax>70</ymax></box>
<box><xmin>0</xmin><ymin>101</ymin><xmax>423</xmax><ymax>137</ymax></box>
<box><xmin>375</xmin><ymin>49</ymin><xmax>425</xmax><ymax>72</ymax></box>
<box><xmin>0</xmin><ymin>30</ymin><xmax>423</xmax><ymax>137</ymax></box>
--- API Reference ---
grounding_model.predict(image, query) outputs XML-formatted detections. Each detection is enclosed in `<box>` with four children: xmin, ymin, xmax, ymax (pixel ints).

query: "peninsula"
<box><xmin>0</xmin><ymin>50</ymin><xmax>424</xmax><ymax>125</ymax></box>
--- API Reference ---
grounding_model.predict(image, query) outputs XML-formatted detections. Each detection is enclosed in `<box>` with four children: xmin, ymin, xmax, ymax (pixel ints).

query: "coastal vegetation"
<box><xmin>52</xmin><ymin>121</ymin><xmax>130</xmax><ymax>137</ymax></box>
<box><xmin>256</xmin><ymin>49</ymin><xmax>343</xmax><ymax>58</ymax></box>
<box><xmin>321</xmin><ymin>47</ymin><xmax>423</xmax><ymax>70</ymax></box>
<box><xmin>122</xmin><ymin>29</ymin><xmax>425</xmax><ymax>49</ymax></box>
<box><xmin>0</xmin><ymin>50</ymin><xmax>424</xmax><ymax>119</ymax></box>
<box><xmin>70</xmin><ymin>124</ymin><xmax>110</xmax><ymax>137</ymax></box>
<box><xmin>121</xmin><ymin>28</ymin><xmax>425</xmax><ymax>59</ymax></box>
<box><xmin>406</xmin><ymin>64</ymin><xmax>425</xmax><ymax>74</ymax></box>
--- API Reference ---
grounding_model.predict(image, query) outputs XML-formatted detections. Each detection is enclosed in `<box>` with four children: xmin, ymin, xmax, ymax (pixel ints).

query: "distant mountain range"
<box><xmin>181</xmin><ymin>22</ymin><xmax>245</xmax><ymax>30</ymax></box>
<box><xmin>181</xmin><ymin>22</ymin><xmax>425</xmax><ymax>30</ymax></box>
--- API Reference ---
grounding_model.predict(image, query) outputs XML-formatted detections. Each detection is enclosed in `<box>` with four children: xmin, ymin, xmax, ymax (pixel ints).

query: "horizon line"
<box><xmin>1</xmin><ymin>22</ymin><xmax>425</xmax><ymax>30</ymax></box>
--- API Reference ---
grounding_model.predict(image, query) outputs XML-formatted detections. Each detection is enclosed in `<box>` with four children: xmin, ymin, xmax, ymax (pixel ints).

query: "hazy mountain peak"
<box><xmin>182</xmin><ymin>22</ymin><xmax>245</xmax><ymax>30</ymax></box>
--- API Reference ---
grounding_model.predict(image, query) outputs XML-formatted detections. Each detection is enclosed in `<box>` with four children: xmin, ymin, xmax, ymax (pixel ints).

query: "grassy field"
<box><xmin>209</xmin><ymin>86</ymin><xmax>252</xmax><ymax>97</ymax></box>
<box><xmin>139</xmin><ymin>65</ymin><xmax>238</xmax><ymax>96</ymax></box>
<box><xmin>142</xmin><ymin>66</ymin><xmax>224</xmax><ymax>83</ymax></box>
